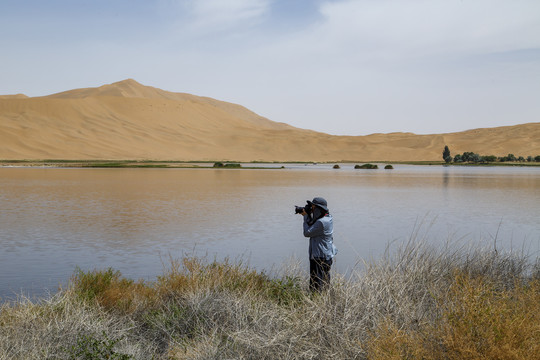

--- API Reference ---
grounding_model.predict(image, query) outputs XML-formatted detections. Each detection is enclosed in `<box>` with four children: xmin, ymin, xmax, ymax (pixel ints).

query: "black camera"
<box><xmin>294</xmin><ymin>202</ymin><xmax>312</xmax><ymax>215</ymax></box>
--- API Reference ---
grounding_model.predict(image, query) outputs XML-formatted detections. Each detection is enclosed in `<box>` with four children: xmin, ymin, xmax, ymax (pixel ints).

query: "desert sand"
<box><xmin>1</xmin><ymin>79</ymin><xmax>538</xmax><ymax>162</ymax></box>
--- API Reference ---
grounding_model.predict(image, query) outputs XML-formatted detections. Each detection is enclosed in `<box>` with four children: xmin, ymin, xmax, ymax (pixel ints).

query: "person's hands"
<box><xmin>300</xmin><ymin>209</ymin><xmax>307</xmax><ymax>216</ymax></box>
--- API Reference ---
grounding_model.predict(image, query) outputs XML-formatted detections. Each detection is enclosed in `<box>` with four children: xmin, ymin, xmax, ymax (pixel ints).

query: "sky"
<box><xmin>1</xmin><ymin>0</ymin><xmax>539</xmax><ymax>135</ymax></box>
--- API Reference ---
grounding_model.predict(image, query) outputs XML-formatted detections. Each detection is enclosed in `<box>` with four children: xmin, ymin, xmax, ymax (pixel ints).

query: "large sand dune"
<box><xmin>1</xmin><ymin>79</ymin><xmax>538</xmax><ymax>161</ymax></box>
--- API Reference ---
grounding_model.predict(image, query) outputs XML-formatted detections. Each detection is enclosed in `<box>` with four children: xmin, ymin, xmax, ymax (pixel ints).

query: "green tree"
<box><xmin>443</xmin><ymin>146</ymin><xmax>452</xmax><ymax>163</ymax></box>
<box><xmin>484</xmin><ymin>155</ymin><xmax>497</xmax><ymax>162</ymax></box>
<box><xmin>461</xmin><ymin>152</ymin><xmax>474</xmax><ymax>162</ymax></box>
<box><xmin>470</xmin><ymin>153</ymin><xmax>481</xmax><ymax>163</ymax></box>
<box><xmin>535</xmin><ymin>155</ymin><xmax>540</xmax><ymax>162</ymax></box>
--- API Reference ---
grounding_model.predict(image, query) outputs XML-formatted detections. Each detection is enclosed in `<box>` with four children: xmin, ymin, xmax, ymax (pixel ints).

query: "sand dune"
<box><xmin>1</xmin><ymin>79</ymin><xmax>538</xmax><ymax>162</ymax></box>
<box><xmin>0</xmin><ymin>94</ymin><xmax>28</xmax><ymax>99</ymax></box>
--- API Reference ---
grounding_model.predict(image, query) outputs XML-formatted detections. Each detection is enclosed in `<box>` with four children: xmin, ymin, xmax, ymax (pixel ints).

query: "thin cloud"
<box><xmin>315</xmin><ymin>0</ymin><xmax>540</xmax><ymax>60</ymax></box>
<box><xmin>185</xmin><ymin>0</ymin><xmax>271</xmax><ymax>33</ymax></box>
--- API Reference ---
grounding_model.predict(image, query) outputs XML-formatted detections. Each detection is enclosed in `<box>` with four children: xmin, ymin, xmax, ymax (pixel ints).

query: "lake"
<box><xmin>1</xmin><ymin>164</ymin><xmax>539</xmax><ymax>300</ymax></box>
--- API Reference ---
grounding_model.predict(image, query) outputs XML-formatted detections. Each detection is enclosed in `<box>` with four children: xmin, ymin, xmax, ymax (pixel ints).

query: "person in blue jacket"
<box><xmin>298</xmin><ymin>197</ymin><xmax>337</xmax><ymax>291</ymax></box>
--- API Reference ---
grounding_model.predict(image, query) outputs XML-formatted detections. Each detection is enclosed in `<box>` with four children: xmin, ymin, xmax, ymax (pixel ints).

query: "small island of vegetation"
<box><xmin>355</xmin><ymin>163</ymin><xmax>378</xmax><ymax>169</ymax></box>
<box><xmin>213</xmin><ymin>162</ymin><xmax>242</xmax><ymax>168</ymax></box>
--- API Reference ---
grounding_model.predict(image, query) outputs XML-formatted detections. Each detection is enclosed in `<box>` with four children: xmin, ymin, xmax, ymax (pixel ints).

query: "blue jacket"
<box><xmin>303</xmin><ymin>214</ymin><xmax>337</xmax><ymax>260</ymax></box>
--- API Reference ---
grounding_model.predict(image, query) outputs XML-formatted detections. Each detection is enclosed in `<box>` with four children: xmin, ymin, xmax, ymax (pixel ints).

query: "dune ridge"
<box><xmin>1</xmin><ymin>79</ymin><xmax>538</xmax><ymax>162</ymax></box>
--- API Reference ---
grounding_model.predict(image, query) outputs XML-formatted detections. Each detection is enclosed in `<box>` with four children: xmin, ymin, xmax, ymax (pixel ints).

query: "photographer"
<box><xmin>296</xmin><ymin>197</ymin><xmax>337</xmax><ymax>291</ymax></box>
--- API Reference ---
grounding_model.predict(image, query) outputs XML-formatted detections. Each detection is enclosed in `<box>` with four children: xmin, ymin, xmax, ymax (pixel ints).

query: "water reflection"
<box><xmin>1</xmin><ymin>165</ymin><xmax>539</xmax><ymax>299</ymax></box>
<box><xmin>442</xmin><ymin>167</ymin><xmax>450</xmax><ymax>188</ymax></box>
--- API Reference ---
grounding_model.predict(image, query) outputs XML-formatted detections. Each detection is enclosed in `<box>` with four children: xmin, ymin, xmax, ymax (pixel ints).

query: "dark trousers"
<box><xmin>309</xmin><ymin>257</ymin><xmax>333</xmax><ymax>291</ymax></box>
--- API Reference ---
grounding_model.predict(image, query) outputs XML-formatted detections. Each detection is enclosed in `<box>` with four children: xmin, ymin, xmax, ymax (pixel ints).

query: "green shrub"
<box><xmin>70</xmin><ymin>268</ymin><xmax>153</xmax><ymax>313</ymax></box>
<box><xmin>65</xmin><ymin>331</ymin><xmax>133</xmax><ymax>359</ymax></box>
<box><xmin>265</xmin><ymin>276</ymin><xmax>304</xmax><ymax>306</ymax></box>
<box><xmin>213</xmin><ymin>162</ymin><xmax>241</xmax><ymax>168</ymax></box>
<box><xmin>384</xmin><ymin>165</ymin><xmax>393</xmax><ymax>169</ymax></box>
<box><xmin>333</xmin><ymin>164</ymin><xmax>340</xmax><ymax>169</ymax></box>
<box><xmin>223</xmin><ymin>163</ymin><xmax>241</xmax><ymax>168</ymax></box>
<box><xmin>72</xmin><ymin>268</ymin><xmax>124</xmax><ymax>303</ymax></box>
<box><xmin>355</xmin><ymin>164</ymin><xmax>378</xmax><ymax>169</ymax></box>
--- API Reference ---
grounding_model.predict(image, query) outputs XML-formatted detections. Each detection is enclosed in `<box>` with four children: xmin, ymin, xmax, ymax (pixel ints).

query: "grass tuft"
<box><xmin>156</xmin><ymin>257</ymin><xmax>305</xmax><ymax>307</ymax></box>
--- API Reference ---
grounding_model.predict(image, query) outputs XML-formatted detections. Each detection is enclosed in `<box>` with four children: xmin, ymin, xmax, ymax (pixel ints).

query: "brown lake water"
<box><xmin>1</xmin><ymin>164</ymin><xmax>539</xmax><ymax>300</ymax></box>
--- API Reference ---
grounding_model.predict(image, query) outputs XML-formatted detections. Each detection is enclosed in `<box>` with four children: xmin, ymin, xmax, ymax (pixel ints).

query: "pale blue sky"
<box><xmin>1</xmin><ymin>0</ymin><xmax>539</xmax><ymax>135</ymax></box>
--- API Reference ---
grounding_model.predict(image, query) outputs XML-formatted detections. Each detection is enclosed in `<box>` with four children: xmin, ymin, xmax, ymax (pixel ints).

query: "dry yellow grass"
<box><xmin>1</xmin><ymin>242</ymin><xmax>538</xmax><ymax>359</ymax></box>
<box><xmin>368</xmin><ymin>274</ymin><xmax>540</xmax><ymax>360</ymax></box>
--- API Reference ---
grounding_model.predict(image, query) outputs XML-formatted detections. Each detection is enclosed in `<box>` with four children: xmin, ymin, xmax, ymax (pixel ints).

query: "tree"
<box><xmin>470</xmin><ymin>153</ymin><xmax>481</xmax><ymax>163</ymax></box>
<box><xmin>535</xmin><ymin>155</ymin><xmax>540</xmax><ymax>162</ymax></box>
<box><xmin>462</xmin><ymin>152</ymin><xmax>474</xmax><ymax>162</ymax></box>
<box><xmin>484</xmin><ymin>155</ymin><xmax>497</xmax><ymax>162</ymax></box>
<box><xmin>506</xmin><ymin>154</ymin><xmax>516</xmax><ymax>162</ymax></box>
<box><xmin>527</xmin><ymin>156</ymin><xmax>533</xmax><ymax>162</ymax></box>
<box><xmin>454</xmin><ymin>154</ymin><xmax>463</xmax><ymax>163</ymax></box>
<box><xmin>443</xmin><ymin>146</ymin><xmax>452</xmax><ymax>163</ymax></box>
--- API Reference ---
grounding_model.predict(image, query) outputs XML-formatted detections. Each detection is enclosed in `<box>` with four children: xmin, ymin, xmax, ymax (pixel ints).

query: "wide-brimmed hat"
<box><xmin>308</xmin><ymin>197</ymin><xmax>328</xmax><ymax>212</ymax></box>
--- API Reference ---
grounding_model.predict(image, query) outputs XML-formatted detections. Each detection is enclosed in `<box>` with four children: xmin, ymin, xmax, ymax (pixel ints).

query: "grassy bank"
<box><xmin>1</xmin><ymin>242</ymin><xmax>539</xmax><ymax>359</ymax></box>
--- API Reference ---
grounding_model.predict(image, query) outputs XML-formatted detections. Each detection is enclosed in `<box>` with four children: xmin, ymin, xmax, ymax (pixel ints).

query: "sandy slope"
<box><xmin>1</xmin><ymin>79</ymin><xmax>538</xmax><ymax>161</ymax></box>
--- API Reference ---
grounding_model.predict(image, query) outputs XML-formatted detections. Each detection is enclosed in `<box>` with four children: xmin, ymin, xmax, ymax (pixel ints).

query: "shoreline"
<box><xmin>1</xmin><ymin>159</ymin><xmax>539</xmax><ymax>168</ymax></box>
